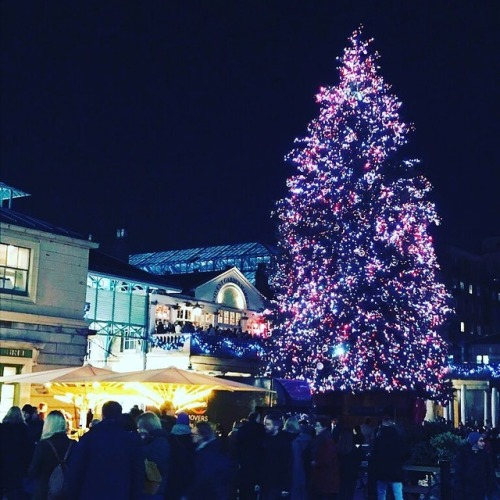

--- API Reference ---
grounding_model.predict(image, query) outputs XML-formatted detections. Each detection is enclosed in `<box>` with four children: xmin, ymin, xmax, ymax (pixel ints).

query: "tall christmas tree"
<box><xmin>266</xmin><ymin>27</ymin><xmax>453</xmax><ymax>402</ymax></box>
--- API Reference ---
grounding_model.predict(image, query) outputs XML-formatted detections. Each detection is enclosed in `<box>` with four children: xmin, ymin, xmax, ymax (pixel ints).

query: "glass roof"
<box><xmin>0</xmin><ymin>182</ymin><xmax>30</xmax><ymax>207</ymax></box>
<box><xmin>130</xmin><ymin>242</ymin><xmax>277</xmax><ymax>267</ymax></box>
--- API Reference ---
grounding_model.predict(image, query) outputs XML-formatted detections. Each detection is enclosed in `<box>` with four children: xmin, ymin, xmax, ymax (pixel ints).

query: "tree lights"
<box><xmin>265</xmin><ymin>27</ymin><xmax>453</xmax><ymax>403</ymax></box>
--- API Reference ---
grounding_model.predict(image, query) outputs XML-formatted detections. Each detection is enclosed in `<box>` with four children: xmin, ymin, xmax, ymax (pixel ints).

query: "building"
<box><xmin>0</xmin><ymin>183</ymin><xmax>98</xmax><ymax>415</ymax></box>
<box><xmin>129</xmin><ymin>241</ymin><xmax>278</xmax><ymax>297</ymax></box>
<box><xmin>438</xmin><ymin>239</ymin><xmax>500</xmax><ymax>427</ymax></box>
<box><xmin>0</xmin><ymin>182</ymin><xmax>270</xmax><ymax>419</ymax></box>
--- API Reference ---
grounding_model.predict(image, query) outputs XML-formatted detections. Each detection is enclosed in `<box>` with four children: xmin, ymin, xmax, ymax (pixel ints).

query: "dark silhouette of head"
<box><xmin>101</xmin><ymin>401</ymin><xmax>122</xmax><ymax>421</ymax></box>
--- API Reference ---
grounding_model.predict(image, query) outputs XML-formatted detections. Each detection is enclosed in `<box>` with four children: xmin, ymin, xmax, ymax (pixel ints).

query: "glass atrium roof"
<box><xmin>130</xmin><ymin>242</ymin><xmax>278</xmax><ymax>267</ymax></box>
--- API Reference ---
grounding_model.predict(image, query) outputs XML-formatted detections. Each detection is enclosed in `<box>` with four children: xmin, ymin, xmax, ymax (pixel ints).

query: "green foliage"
<box><xmin>408</xmin><ymin>430</ymin><xmax>464</xmax><ymax>465</ymax></box>
<box><xmin>409</xmin><ymin>440</ymin><xmax>437</xmax><ymax>465</ymax></box>
<box><xmin>429</xmin><ymin>432</ymin><xmax>464</xmax><ymax>462</ymax></box>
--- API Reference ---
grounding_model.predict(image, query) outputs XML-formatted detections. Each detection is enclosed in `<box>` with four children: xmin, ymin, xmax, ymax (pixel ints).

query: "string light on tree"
<box><xmin>264</xmin><ymin>26</ymin><xmax>453</xmax><ymax>403</ymax></box>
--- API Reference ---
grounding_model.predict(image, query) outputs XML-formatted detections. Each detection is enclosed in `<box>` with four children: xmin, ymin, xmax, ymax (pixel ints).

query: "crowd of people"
<box><xmin>0</xmin><ymin>401</ymin><xmax>499</xmax><ymax>500</ymax></box>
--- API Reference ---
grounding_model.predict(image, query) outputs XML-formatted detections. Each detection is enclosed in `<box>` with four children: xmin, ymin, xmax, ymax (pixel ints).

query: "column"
<box><xmin>449</xmin><ymin>397</ymin><xmax>454</xmax><ymax>425</ymax></box>
<box><xmin>425</xmin><ymin>399</ymin><xmax>434</xmax><ymax>421</ymax></box>
<box><xmin>492</xmin><ymin>387</ymin><xmax>499</xmax><ymax>428</ymax></box>
<box><xmin>460</xmin><ymin>384</ymin><xmax>466</xmax><ymax>425</ymax></box>
<box><xmin>443</xmin><ymin>404</ymin><xmax>449</xmax><ymax>422</ymax></box>
<box><xmin>484</xmin><ymin>389</ymin><xmax>490</xmax><ymax>426</ymax></box>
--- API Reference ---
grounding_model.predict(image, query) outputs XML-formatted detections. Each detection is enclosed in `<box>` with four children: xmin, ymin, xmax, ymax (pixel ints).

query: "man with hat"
<box><xmin>454</xmin><ymin>431</ymin><xmax>497</xmax><ymax>500</ymax></box>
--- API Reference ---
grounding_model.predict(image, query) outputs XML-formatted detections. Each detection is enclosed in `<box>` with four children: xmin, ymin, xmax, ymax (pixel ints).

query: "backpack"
<box><xmin>47</xmin><ymin>439</ymin><xmax>73</xmax><ymax>500</ymax></box>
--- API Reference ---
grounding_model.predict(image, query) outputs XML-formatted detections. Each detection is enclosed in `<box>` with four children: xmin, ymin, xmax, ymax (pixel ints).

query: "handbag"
<box><xmin>144</xmin><ymin>458</ymin><xmax>162</xmax><ymax>495</ymax></box>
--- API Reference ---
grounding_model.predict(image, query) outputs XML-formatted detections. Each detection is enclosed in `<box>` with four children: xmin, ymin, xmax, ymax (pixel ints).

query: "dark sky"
<box><xmin>2</xmin><ymin>1</ymin><xmax>499</xmax><ymax>254</ymax></box>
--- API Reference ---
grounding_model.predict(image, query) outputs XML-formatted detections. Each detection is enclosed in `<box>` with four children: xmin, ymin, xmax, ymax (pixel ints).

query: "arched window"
<box><xmin>217</xmin><ymin>284</ymin><xmax>245</xmax><ymax>309</ymax></box>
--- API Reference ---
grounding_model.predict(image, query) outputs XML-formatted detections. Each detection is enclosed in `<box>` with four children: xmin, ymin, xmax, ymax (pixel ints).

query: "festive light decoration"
<box><xmin>449</xmin><ymin>363</ymin><xmax>500</xmax><ymax>380</ymax></box>
<box><xmin>191</xmin><ymin>333</ymin><xmax>265</xmax><ymax>359</ymax></box>
<box><xmin>150</xmin><ymin>332</ymin><xmax>265</xmax><ymax>359</ymax></box>
<box><xmin>264</xmin><ymin>27</ymin><xmax>453</xmax><ymax>403</ymax></box>
<box><xmin>150</xmin><ymin>334</ymin><xmax>187</xmax><ymax>351</ymax></box>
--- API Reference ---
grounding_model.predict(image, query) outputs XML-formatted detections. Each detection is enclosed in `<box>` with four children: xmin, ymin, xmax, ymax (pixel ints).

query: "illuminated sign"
<box><xmin>212</xmin><ymin>276</ymin><xmax>249</xmax><ymax>304</ymax></box>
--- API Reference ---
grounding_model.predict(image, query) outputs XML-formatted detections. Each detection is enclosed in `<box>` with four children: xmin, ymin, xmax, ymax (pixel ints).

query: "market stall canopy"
<box><xmin>0</xmin><ymin>364</ymin><xmax>114</xmax><ymax>384</ymax></box>
<box><xmin>94</xmin><ymin>366</ymin><xmax>270</xmax><ymax>392</ymax></box>
<box><xmin>90</xmin><ymin>366</ymin><xmax>272</xmax><ymax>410</ymax></box>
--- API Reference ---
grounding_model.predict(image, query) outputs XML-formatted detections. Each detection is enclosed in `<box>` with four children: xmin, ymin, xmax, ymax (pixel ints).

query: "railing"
<box><xmin>358</xmin><ymin>461</ymin><xmax>452</xmax><ymax>499</ymax></box>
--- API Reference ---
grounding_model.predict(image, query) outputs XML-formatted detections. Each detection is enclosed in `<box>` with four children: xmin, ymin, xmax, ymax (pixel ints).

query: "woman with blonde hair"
<box><xmin>29</xmin><ymin>410</ymin><xmax>74</xmax><ymax>499</ymax></box>
<box><xmin>0</xmin><ymin>406</ymin><xmax>30</xmax><ymax>499</ymax></box>
<box><xmin>136</xmin><ymin>411</ymin><xmax>170</xmax><ymax>499</ymax></box>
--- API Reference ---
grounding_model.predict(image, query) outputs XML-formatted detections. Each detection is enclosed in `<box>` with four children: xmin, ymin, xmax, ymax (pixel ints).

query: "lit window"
<box><xmin>460</xmin><ymin>281</ymin><xmax>465</xmax><ymax>290</ymax></box>
<box><xmin>124</xmin><ymin>332</ymin><xmax>139</xmax><ymax>350</ymax></box>
<box><xmin>0</xmin><ymin>243</ymin><xmax>30</xmax><ymax>295</ymax></box>
<box><xmin>476</xmin><ymin>355</ymin><xmax>489</xmax><ymax>365</ymax></box>
<box><xmin>468</xmin><ymin>284</ymin><xmax>473</xmax><ymax>294</ymax></box>
<box><xmin>460</xmin><ymin>321</ymin><xmax>465</xmax><ymax>333</ymax></box>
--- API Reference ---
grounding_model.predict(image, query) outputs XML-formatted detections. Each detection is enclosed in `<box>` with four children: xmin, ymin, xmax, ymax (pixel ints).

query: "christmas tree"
<box><xmin>265</xmin><ymin>27</ymin><xmax>453</xmax><ymax>402</ymax></box>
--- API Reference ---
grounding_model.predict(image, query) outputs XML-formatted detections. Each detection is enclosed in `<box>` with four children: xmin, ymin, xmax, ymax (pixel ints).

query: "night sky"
<box><xmin>2</xmin><ymin>1</ymin><xmax>499</xmax><ymax>255</ymax></box>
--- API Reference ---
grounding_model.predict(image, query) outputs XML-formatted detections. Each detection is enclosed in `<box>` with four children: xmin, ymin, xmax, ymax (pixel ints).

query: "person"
<box><xmin>187</xmin><ymin>421</ymin><xmax>233</xmax><ymax>500</ymax></box>
<box><xmin>360</xmin><ymin>418</ymin><xmax>375</xmax><ymax>448</ymax></box>
<box><xmin>38</xmin><ymin>402</ymin><xmax>48</xmax><ymax>422</ymax></box>
<box><xmin>370</xmin><ymin>419</ymin><xmax>408</xmax><ymax>500</ymax></box>
<box><xmin>65</xmin><ymin>400</ymin><xmax>145</xmax><ymax>500</ymax></box>
<box><xmin>136</xmin><ymin>412</ymin><xmax>170</xmax><ymax>500</ymax></box>
<box><xmin>257</xmin><ymin>412</ymin><xmax>293</xmax><ymax>500</ymax></box>
<box><xmin>166</xmin><ymin>412</ymin><xmax>195</xmax><ymax>500</ymax></box>
<box><xmin>0</xmin><ymin>406</ymin><xmax>31</xmax><ymax>500</ymax></box>
<box><xmin>336</xmin><ymin>427</ymin><xmax>363</xmax><ymax>500</ymax></box>
<box><xmin>236</xmin><ymin>411</ymin><xmax>265</xmax><ymax>500</ymax></box>
<box><xmin>453</xmin><ymin>431</ymin><xmax>497</xmax><ymax>500</ymax></box>
<box><xmin>22</xmin><ymin>404</ymin><xmax>44</xmax><ymax>459</ymax></box>
<box><xmin>310</xmin><ymin>416</ymin><xmax>339</xmax><ymax>500</ymax></box>
<box><xmin>290</xmin><ymin>419</ymin><xmax>314</xmax><ymax>500</ymax></box>
<box><xmin>226</xmin><ymin>419</ymin><xmax>245</xmax><ymax>463</ymax></box>
<box><xmin>330</xmin><ymin>416</ymin><xmax>341</xmax><ymax>443</ymax></box>
<box><xmin>28</xmin><ymin>410</ymin><xmax>74</xmax><ymax>500</ymax></box>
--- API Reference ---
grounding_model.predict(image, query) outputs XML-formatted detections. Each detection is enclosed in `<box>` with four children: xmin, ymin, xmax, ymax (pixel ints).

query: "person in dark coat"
<box><xmin>187</xmin><ymin>421</ymin><xmax>234</xmax><ymax>500</ymax></box>
<box><xmin>290</xmin><ymin>419</ymin><xmax>314</xmax><ymax>500</ymax></box>
<box><xmin>28</xmin><ymin>410</ymin><xmax>74</xmax><ymax>500</ymax></box>
<box><xmin>310</xmin><ymin>416</ymin><xmax>339</xmax><ymax>500</ymax></box>
<box><xmin>136</xmin><ymin>411</ymin><xmax>170</xmax><ymax>500</ymax></box>
<box><xmin>65</xmin><ymin>400</ymin><xmax>145</xmax><ymax>500</ymax></box>
<box><xmin>454</xmin><ymin>431</ymin><xmax>497</xmax><ymax>500</ymax></box>
<box><xmin>237</xmin><ymin>411</ymin><xmax>265</xmax><ymax>500</ymax></box>
<box><xmin>22</xmin><ymin>404</ymin><xmax>44</xmax><ymax>454</ymax></box>
<box><xmin>0</xmin><ymin>406</ymin><xmax>31</xmax><ymax>500</ymax></box>
<box><xmin>336</xmin><ymin>427</ymin><xmax>363</xmax><ymax>500</ymax></box>
<box><xmin>166</xmin><ymin>412</ymin><xmax>195</xmax><ymax>500</ymax></box>
<box><xmin>370</xmin><ymin>420</ymin><xmax>408</xmax><ymax>500</ymax></box>
<box><xmin>257</xmin><ymin>412</ymin><xmax>293</xmax><ymax>500</ymax></box>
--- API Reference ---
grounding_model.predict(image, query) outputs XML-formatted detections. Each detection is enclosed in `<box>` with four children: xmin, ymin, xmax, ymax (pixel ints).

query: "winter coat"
<box><xmin>187</xmin><ymin>438</ymin><xmax>233</xmax><ymax>500</ymax></box>
<box><xmin>371</xmin><ymin>425</ymin><xmax>408</xmax><ymax>483</ymax></box>
<box><xmin>0</xmin><ymin>421</ymin><xmax>31</xmax><ymax>496</ymax></box>
<box><xmin>65</xmin><ymin>418</ymin><xmax>145</xmax><ymax>500</ymax></box>
<box><xmin>140</xmin><ymin>428</ymin><xmax>170</xmax><ymax>496</ymax></box>
<box><xmin>291</xmin><ymin>430</ymin><xmax>313</xmax><ymax>500</ymax></box>
<box><xmin>454</xmin><ymin>443</ymin><xmax>497</xmax><ymax>500</ymax></box>
<box><xmin>310</xmin><ymin>428</ymin><xmax>340</xmax><ymax>495</ymax></box>
<box><xmin>166</xmin><ymin>425</ymin><xmax>195</xmax><ymax>500</ymax></box>
<box><xmin>337</xmin><ymin>445</ymin><xmax>364</xmax><ymax>500</ymax></box>
<box><xmin>28</xmin><ymin>432</ymin><xmax>74</xmax><ymax>500</ymax></box>
<box><xmin>237</xmin><ymin>419</ymin><xmax>265</xmax><ymax>488</ymax></box>
<box><xmin>259</xmin><ymin>431</ymin><xmax>293</xmax><ymax>493</ymax></box>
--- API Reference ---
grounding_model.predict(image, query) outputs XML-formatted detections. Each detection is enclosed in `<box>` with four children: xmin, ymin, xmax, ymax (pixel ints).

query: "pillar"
<box><xmin>492</xmin><ymin>387</ymin><xmax>499</xmax><ymax>428</ymax></box>
<box><xmin>484</xmin><ymin>389</ymin><xmax>490</xmax><ymax>426</ymax></box>
<box><xmin>460</xmin><ymin>384</ymin><xmax>466</xmax><ymax>425</ymax></box>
